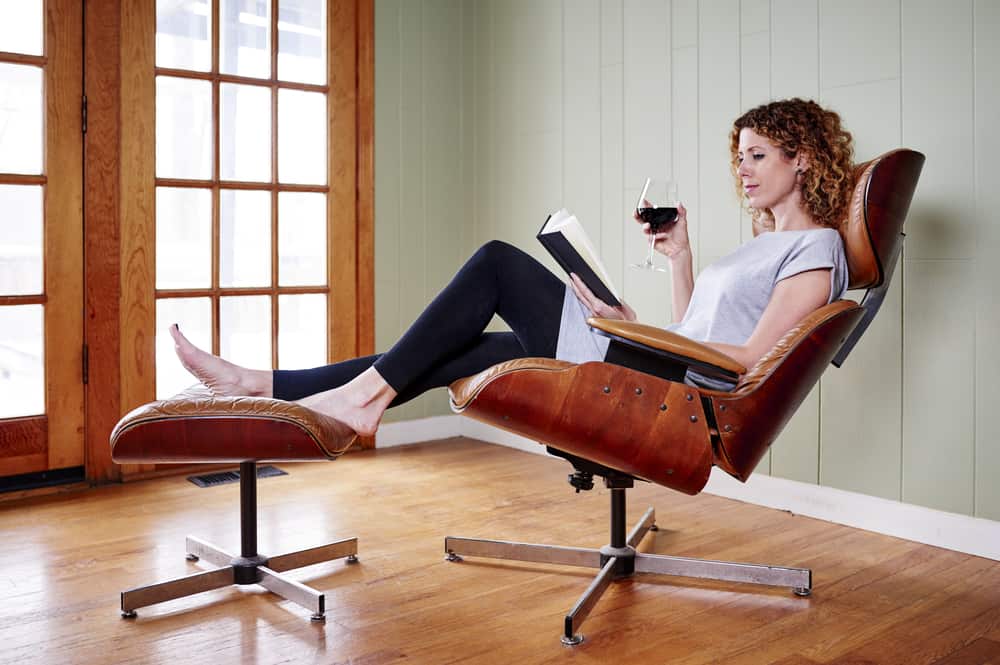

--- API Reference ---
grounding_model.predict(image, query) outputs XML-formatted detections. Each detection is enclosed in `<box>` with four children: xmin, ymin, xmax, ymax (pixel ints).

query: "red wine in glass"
<box><xmin>630</xmin><ymin>178</ymin><xmax>678</xmax><ymax>271</ymax></box>
<box><xmin>637</xmin><ymin>206</ymin><xmax>678</xmax><ymax>231</ymax></box>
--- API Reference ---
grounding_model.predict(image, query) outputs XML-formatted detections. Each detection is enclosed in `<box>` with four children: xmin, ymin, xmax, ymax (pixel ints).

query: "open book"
<box><xmin>537</xmin><ymin>209</ymin><xmax>621</xmax><ymax>307</ymax></box>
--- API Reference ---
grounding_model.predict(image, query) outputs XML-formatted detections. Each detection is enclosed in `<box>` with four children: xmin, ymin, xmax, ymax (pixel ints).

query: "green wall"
<box><xmin>374</xmin><ymin>0</ymin><xmax>1000</xmax><ymax>521</ymax></box>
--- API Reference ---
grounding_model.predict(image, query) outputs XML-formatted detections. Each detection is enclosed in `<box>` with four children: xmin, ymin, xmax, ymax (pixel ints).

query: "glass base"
<box><xmin>629</xmin><ymin>261</ymin><xmax>668</xmax><ymax>272</ymax></box>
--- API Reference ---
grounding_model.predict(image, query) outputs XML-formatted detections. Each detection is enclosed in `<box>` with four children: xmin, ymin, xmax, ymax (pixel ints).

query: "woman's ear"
<box><xmin>795</xmin><ymin>153</ymin><xmax>810</xmax><ymax>173</ymax></box>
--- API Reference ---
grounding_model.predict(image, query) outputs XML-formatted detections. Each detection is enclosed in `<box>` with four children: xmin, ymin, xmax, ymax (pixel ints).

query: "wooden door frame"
<box><xmin>83</xmin><ymin>0</ymin><xmax>374</xmax><ymax>483</ymax></box>
<box><xmin>0</xmin><ymin>0</ymin><xmax>85</xmax><ymax>478</ymax></box>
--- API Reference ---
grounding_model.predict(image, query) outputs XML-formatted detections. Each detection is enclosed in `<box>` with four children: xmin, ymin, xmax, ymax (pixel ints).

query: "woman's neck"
<box><xmin>770</xmin><ymin>197</ymin><xmax>823</xmax><ymax>232</ymax></box>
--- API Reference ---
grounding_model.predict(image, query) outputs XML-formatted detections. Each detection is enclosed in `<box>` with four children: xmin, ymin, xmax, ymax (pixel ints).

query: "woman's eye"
<box><xmin>752</xmin><ymin>153</ymin><xmax>765</xmax><ymax>160</ymax></box>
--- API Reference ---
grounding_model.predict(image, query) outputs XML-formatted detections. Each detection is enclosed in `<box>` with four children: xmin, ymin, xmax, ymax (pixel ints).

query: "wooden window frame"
<box><xmin>83</xmin><ymin>0</ymin><xmax>373</xmax><ymax>482</ymax></box>
<box><xmin>0</xmin><ymin>1</ymin><xmax>85</xmax><ymax>477</ymax></box>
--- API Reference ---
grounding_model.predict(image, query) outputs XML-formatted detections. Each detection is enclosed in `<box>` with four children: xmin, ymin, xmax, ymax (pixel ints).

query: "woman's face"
<box><xmin>736</xmin><ymin>128</ymin><xmax>802</xmax><ymax>211</ymax></box>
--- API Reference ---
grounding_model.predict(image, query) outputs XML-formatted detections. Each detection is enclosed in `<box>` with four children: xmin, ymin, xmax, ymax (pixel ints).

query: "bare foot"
<box><xmin>296</xmin><ymin>367</ymin><xmax>396</xmax><ymax>437</ymax></box>
<box><xmin>298</xmin><ymin>389</ymin><xmax>379</xmax><ymax>437</ymax></box>
<box><xmin>169</xmin><ymin>324</ymin><xmax>272</xmax><ymax>397</ymax></box>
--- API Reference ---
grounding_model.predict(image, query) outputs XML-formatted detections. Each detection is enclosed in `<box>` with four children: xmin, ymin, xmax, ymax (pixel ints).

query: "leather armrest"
<box><xmin>587</xmin><ymin>318</ymin><xmax>746</xmax><ymax>381</ymax></box>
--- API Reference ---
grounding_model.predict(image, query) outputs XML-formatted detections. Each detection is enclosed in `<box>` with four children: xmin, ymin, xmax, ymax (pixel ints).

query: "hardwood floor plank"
<box><xmin>930</xmin><ymin>638</ymin><xmax>1000</xmax><ymax>665</ymax></box>
<box><xmin>0</xmin><ymin>438</ymin><xmax>998</xmax><ymax>665</ymax></box>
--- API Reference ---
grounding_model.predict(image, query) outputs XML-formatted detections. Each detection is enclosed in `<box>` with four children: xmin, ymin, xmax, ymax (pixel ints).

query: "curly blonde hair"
<box><xmin>729</xmin><ymin>98</ymin><xmax>854</xmax><ymax>230</ymax></box>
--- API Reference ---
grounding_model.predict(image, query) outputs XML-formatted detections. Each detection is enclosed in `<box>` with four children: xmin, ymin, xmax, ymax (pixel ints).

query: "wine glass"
<box><xmin>629</xmin><ymin>177</ymin><xmax>679</xmax><ymax>272</ymax></box>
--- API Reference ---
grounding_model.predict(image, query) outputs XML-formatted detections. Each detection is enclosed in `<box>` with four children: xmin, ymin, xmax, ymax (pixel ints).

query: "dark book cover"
<box><xmin>537</xmin><ymin>215</ymin><xmax>621</xmax><ymax>307</ymax></box>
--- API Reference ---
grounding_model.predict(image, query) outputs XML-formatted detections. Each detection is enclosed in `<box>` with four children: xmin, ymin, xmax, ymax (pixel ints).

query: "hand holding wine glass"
<box><xmin>630</xmin><ymin>178</ymin><xmax>682</xmax><ymax>271</ymax></box>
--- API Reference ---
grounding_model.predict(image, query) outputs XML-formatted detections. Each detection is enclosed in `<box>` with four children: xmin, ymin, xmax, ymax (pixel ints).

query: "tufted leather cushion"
<box><xmin>111</xmin><ymin>385</ymin><xmax>356</xmax><ymax>463</ymax></box>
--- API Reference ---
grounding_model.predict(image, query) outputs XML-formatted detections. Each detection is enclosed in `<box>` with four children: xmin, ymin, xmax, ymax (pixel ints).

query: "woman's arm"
<box><xmin>705</xmin><ymin>268</ymin><xmax>832</xmax><ymax>369</ymax></box>
<box><xmin>668</xmin><ymin>249</ymin><xmax>694</xmax><ymax>322</ymax></box>
<box><xmin>640</xmin><ymin>202</ymin><xmax>694</xmax><ymax>322</ymax></box>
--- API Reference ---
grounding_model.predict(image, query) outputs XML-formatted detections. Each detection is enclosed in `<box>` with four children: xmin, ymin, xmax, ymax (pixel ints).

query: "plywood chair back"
<box><xmin>708</xmin><ymin>149</ymin><xmax>925</xmax><ymax>481</ymax></box>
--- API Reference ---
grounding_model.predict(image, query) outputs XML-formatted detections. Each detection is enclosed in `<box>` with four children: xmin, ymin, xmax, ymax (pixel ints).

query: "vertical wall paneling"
<box><xmin>563</xmin><ymin>0</ymin><xmax>602</xmax><ymax>267</ymax></box>
<box><xmin>473</xmin><ymin>1</ymin><xmax>495</xmax><ymax>252</ymax></box>
<box><xmin>901</xmin><ymin>0</ymin><xmax>976</xmax><ymax>513</ymax></box>
<box><xmin>374</xmin><ymin>0</ymin><xmax>401</xmax><ymax>362</ymax></box>
<box><xmin>696</xmin><ymin>0</ymin><xmax>740</xmax><ymax>267</ymax></box>
<box><xmin>622</xmin><ymin>0</ymin><xmax>672</xmax><ymax>326</ymax></box>
<box><xmin>671</xmin><ymin>44</ymin><xmax>699</xmax><ymax>309</ymax></box>
<box><xmin>769</xmin><ymin>0</ymin><xmax>818</xmax><ymax>100</ymax></box>
<box><xmin>460</xmin><ymin>2</ymin><xmax>474</xmax><ymax>262</ymax></box>
<box><xmin>821</xmin><ymin>280</ymin><xmax>904</xmax><ymax>499</ymax></box>
<box><xmin>820</xmin><ymin>79</ymin><xmax>901</xmax><ymax>162</ymax></box>
<box><xmin>973</xmin><ymin>0</ymin><xmax>999</xmax><ymax>520</ymax></box>
<box><xmin>817</xmin><ymin>0</ymin><xmax>902</xmax><ymax>499</ymax></box>
<box><xmin>514</xmin><ymin>1</ymin><xmax>563</xmax><ymax>253</ymax></box>
<box><xmin>901</xmin><ymin>1</ymin><xmax>976</xmax><ymax>262</ymax></box>
<box><xmin>903</xmin><ymin>261</ymin><xmax>976</xmax><ymax>514</ymax></box>
<box><xmin>766</xmin><ymin>0</ymin><xmax>822</xmax><ymax>484</ymax></box>
<box><xmin>395</xmin><ymin>1</ymin><xmax>429</xmax><ymax>420</ymax></box>
<box><xmin>740</xmin><ymin>0</ymin><xmax>768</xmax><ymax>34</ymax></box>
<box><xmin>600</xmin><ymin>0</ymin><xmax>625</xmax><ymax>297</ymax></box>
<box><xmin>423</xmin><ymin>0</ymin><xmax>464</xmax><ymax>299</ymax></box>
<box><xmin>739</xmin><ymin>0</ymin><xmax>770</xmax><ymax>250</ymax></box>
<box><xmin>818</xmin><ymin>0</ymin><xmax>898</xmax><ymax>90</ymax></box>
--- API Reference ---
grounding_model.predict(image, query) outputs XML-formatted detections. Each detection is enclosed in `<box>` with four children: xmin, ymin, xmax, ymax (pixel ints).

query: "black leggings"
<box><xmin>272</xmin><ymin>241</ymin><xmax>568</xmax><ymax>407</ymax></box>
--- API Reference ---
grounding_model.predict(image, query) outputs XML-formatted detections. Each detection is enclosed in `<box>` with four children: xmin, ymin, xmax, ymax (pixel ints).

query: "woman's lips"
<box><xmin>744</xmin><ymin>184</ymin><xmax>758</xmax><ymax>193</ymax></box>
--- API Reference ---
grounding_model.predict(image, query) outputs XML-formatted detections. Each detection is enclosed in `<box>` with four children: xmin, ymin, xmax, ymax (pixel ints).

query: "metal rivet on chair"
<box><xmin>720</xmin><ymin>404</ymin><xmax>727</xmax><ymax>412</ymax></box>
<box><xmin>503</xmin><ymin>415</ymin><xmax>510</xmax><ymax>421</ymax></box>
<box><xmin>724</xmin><ymin>424</ymin><xmax>732</xmax><ymax>432</ymax></box>
<box><xmin>659</xmin><ymin>404</ymin><xmax>667</xmax><ymax>411</ymax></box>
<box><xmin>686</xmin><ymin>394</ymin><xmax>693</xmax><ymax>401</ymax></box>
<box><xmin>689</xmin><ymin>415</ymin><xmax>698</xmax><ymax>422</ymax></box>
<box><xmin>666</xmin><ymin>469</ymin><xmax>674</xmax><ymax>475</ymax></box>
<box><xmin>635</xmin><ymin>388</ymin><xmax>643</xmax><ymax>395</ymax></box>
<box><xmin>603</xmin><ymin>386</ymin><xmax>611</xmax><ymax>394</ymax></box>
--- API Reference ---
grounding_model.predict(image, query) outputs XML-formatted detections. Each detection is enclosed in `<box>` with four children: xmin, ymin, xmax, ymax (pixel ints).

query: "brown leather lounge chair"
<box><xmin>110</xmin><ymin>386</ymin><xmax>360</xmax><ymax>620</ymax></box>
<box><xmin>445</xmin><ymin>149</ymin><xmax>925</xmax><ymax>645</ymax></box>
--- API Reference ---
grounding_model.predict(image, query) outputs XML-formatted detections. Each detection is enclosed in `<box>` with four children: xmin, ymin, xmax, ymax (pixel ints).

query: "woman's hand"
<box><xmin>569</xmin><ymin>273</ymin><xmax>637</xmax><ymax>322</ymax></box>
<box><xmin>635</xmin><ymin>201</ymin><xmax>691</xmax><ymax>260</ymax></box>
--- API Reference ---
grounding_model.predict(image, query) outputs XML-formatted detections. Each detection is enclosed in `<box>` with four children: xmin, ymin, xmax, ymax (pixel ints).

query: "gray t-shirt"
<box><xmin>556</xmin><ymin>228</ymin><xmax>849</xmax><ymax>391</ymax></box>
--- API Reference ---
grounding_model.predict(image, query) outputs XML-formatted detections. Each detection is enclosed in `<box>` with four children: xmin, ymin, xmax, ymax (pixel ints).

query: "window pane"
<box><xmin>156</xmin><ymin>298</ymin><xmax>211</xmax><ymax>399</ymax></box>
<box><xmin>278</xmin><ymin>0</ymin><xmax>326</xmax><ymax>84</ymax></box>
<box><xmin>156</xmin><ymin>76</ymin><xmax>213</xmax><ymax>179</ymax></box>
<box><xmin>0</xmin><ymin>1</ymin><xmax>43</xmax><ymax>56</ymax></box>
<box><xmin>156</xmin><ymin>0</ymin><xmax>212</xmax><ymax>72</ymax></box>
<box><xmin>278</xmin><ymin>89</ymin><xmax>326</xmax><ymax>185</ymax></box>
<box><xmin>278</xmin><ymin>192</ymin><xmax>326</xmax><ymax>286</ymax></box>
<box><xmin>156</xmin><ymin>187</ymin><xmax>212</xmax><ymax>289</ymax></box>
<box><xmin>0</xmin><ymin>64</ymin><xmax>43</xmax><ymax>175</ymax></box>
<box><xmin>220</xmin><ymin>296</ymin><xmax>271</xmax><ymax>369</ymax></box>
<box><xmin>220</xmin><ymin>0</ymin><xmax>271</xmax><ymax>79</ymax></box>
<box><xmin>0</xmin><ymin>305</ymin><xmax>44</xmax><ymax>417</ymax></box>
<box><xmin>220</xmin><ymin>189</ymin><xmax>270</xmax><ymax>287</ymax></box>
<box><xmin>278</xmin><ymin>294</ymin><xmax>326</xmax><ymax>369</ymax></box>
<box><xmin>0</xmin><ymin>185</ymin><xmax>43</xmax><ymax>296</ymax></box>
<box><xmin>220</xmin><ymin>83</ymin><xmax>271</xmax><ymax>182</ymax></box>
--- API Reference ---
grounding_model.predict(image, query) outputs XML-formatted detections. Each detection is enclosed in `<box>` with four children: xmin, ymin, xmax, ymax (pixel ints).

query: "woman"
<box><xmin>171</xmin><ymin>98</ymin><xmax>853</xmax><ymax>438</ymax></box>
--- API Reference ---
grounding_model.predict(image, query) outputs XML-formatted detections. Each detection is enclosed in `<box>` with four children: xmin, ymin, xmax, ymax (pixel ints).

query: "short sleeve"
<box><xmin>776</xmin><ymin>230</ymin><xmax>849</xmax><ymax>303</ymax></box>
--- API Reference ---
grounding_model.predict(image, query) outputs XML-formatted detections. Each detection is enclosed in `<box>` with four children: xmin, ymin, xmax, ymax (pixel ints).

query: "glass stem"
<box><xmin>646</xmin><ymin>235</ymin><xmax>656</xmax><ymax>265</ymax></box>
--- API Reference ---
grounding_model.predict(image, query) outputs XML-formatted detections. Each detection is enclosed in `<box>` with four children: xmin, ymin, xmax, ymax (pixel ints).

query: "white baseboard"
<box><xmin>374</xmin><ymin>415</ymin><xmax>463</xmax><ymax>447</ymax></box>
<box><xmin>375</xmin><ymin>414</ymin><xmax>1000</xmax><ymax>561</ymax></box>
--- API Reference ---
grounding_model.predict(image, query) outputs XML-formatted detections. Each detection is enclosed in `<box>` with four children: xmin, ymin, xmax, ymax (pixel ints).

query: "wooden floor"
<box><xmin>1</xmin><ymin>438</ymin><xmax>999</xmax><ymax>665</ymax></box>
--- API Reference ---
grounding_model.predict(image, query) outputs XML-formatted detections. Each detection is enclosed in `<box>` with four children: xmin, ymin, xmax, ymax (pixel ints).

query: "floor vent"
<box><xmin>187</xmin><ymin>465</ymin><xmax>288</xmax><ymax>488</ymax></box>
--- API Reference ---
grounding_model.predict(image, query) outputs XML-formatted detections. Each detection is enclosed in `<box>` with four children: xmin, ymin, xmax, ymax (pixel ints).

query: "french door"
<box><xmin>0</xmin><ymin>1</ymin><xmax>85</xmax><ymax>479</ymax></box>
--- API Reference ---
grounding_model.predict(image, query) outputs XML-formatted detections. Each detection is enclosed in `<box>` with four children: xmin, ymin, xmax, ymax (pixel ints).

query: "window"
<box><xmin>153</xmin><ymin>0</ymin><xmax>334</xmax><ymax>398</ymax></box>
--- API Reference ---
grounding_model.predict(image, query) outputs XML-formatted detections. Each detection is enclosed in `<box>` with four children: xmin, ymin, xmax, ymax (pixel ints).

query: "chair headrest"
<box><xmin>751</xmin><ymin>149</ymin><xmax>925</xmax><ymax>290</ymax></box>
<box><xmin>840</xmin><ymin>149</ymin><xmax>925</xmax><ymax>290</ymax></box>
